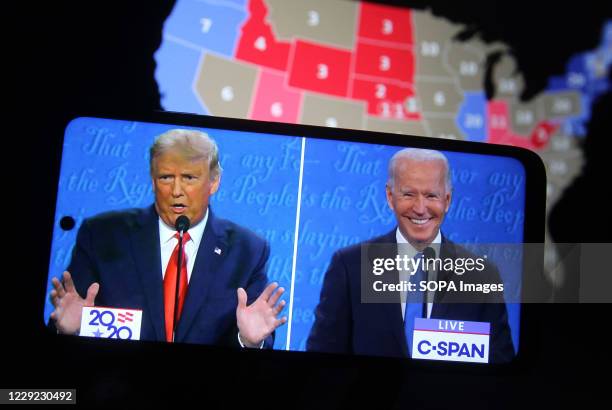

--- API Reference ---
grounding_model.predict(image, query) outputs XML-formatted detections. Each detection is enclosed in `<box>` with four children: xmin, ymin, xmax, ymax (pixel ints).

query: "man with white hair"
<box><xmin>50</xmin><ymin>129</ymin><xmax>286</xmax><ymax>348</ymax></box>
<box><xmin>307</xmin><ymin>148</ymin><xmax>514</xmax><ymax>363</ymax></box>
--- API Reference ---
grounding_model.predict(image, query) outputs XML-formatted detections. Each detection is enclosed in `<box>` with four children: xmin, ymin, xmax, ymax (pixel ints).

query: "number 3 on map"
<box><xmin>317</xmin><ymin>64</ymin><xmax>329</xmax><ymax>80</ymax></box>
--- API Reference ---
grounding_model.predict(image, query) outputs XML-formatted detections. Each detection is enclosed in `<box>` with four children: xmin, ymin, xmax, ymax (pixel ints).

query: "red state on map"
<box><xmin>351</xmin><ymin>78</ymin><xmax>420</xmax><ymax>119</ymax></box>
<box><xmin>235</xmin><ymin>0</ymin><xmax>291</xmax><ymax>71</ymax></box>
<box><xmin>288</xmin><ymin>40</ymin><xmax>352</xmax><ymax>97</ymax></box>
<box><xmin>358</xmin><ymin>2</ymin><xmax>413</xmax><ymax>45</ymax></box>
<box><xmin>530</xmin><ymin>121</ymin><xmax>558</xmax><ymax>149</ymax></box>
<box><xmin>487</xmin><ymin>100</ymin><xmax>511</xmax><ymax>143</ymax></box>
<box><xmin>354</xmin><ymin>42</ymin><xmax>414</xmax><ymax>83</ymax></box>
<box><xmin>487</xmin><ymin>100</ymin><xmax>556</xmax><ymax>150</ymax></box>
<box><xmin>250</xmin><ymin>70</ymin><xmax>302</xmax><ymax>123</ymax></box>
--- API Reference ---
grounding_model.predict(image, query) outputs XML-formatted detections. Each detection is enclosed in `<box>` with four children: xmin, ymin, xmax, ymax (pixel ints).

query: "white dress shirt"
<box><xmin>158</xmin><ymin>209</ymin><xmax>262</xmax><ymax>348</ymax></box>
<box><xmin>159</xmin><ymin>210</ymin><xmax>208</xmax><ymax>282</ymax></box>
<box><xmin>397</xmin><ymin>229</ymin><xmax>442</xmax><ymax>321</ymax></box>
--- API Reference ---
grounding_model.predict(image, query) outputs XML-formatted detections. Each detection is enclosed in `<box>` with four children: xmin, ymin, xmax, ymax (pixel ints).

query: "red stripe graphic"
<box><xmin>117</xmin><ymin>312</ymin><xmax>134</xmax><ymax>323</ymax></box>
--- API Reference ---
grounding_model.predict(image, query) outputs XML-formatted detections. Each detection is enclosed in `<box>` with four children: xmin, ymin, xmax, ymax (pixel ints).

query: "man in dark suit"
<box><xmin>49</xmin><ymin>129</ymin><xmax>286</xmax><ymax>348</ymax></box>
<box><xmin>307</xmin><ymin>148</ymin><xmax>514</xmax><ymax>363</ymax></box>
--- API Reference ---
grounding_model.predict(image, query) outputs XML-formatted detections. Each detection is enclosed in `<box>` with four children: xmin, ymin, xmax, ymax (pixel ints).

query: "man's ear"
<box><xmin>385</xmin><ymin>183</ymin><xmax>394</xmax><ymax>211</ymax></box>
<box><xmin>444</xmin><ymin>190</ymin><xmax>452</xmax><ymax>213</ymax></box>
<box><xmin>210</xmin><ymin>174</ymin><xmax>221</xmax><ymax>195</ymax></box>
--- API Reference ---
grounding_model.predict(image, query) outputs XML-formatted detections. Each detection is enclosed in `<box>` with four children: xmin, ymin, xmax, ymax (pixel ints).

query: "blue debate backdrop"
<box><xmin>45</xmin><ymin>117</ymin><xmax>525</xmax><ymax>352</ymax></box>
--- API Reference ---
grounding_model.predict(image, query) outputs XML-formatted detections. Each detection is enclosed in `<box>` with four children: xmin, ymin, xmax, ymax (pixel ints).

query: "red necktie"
<box><xmin>164</xmin><ymin>232</ymin><xmax>191</xmax><ymax>342</ymax></box>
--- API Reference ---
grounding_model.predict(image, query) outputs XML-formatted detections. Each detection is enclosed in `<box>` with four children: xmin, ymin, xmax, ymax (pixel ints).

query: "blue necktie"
<box><xmin>404</xmin><ymin>252</ymin><xmax>425</xmax><ymax>357</ymax></box>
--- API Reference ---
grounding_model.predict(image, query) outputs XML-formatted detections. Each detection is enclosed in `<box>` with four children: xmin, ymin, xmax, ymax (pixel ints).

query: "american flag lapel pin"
<box><xmin>214</xmin><ymin>247</ymin><xmax>222</xmax><ymax>255</ymax></box>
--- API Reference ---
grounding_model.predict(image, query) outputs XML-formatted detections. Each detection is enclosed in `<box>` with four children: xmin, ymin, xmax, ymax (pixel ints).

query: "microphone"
<box><xmin>175</xmin><ymin>215</ymin><xmax>190</xmax><ymax>234</ymax></box>
<box><xmin>423</xmin><ymin>246</ymin><xmax>436</xmax><ymax>261</ymax></box>
<box><xmin>423</xmin><ymin>247</ymin><xmax>437</xmax><ymax>317</ymax></box>
<box><xmin>172</xmin><ymin>216</ymin><xmax>190</xmax><ymax>341</ymax></box>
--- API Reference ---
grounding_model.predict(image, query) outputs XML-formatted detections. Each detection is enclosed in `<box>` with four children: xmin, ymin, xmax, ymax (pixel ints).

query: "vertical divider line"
<box><xmin>285</xmin><ymin>136</ymin><xmax>306</xmax><ymax>351</ymax></box>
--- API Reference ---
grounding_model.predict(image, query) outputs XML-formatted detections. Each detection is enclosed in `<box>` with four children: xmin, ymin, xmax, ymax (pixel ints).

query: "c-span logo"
<box><xmin>411</xmin><ymin>318</ymin><xmax>490</xmax><ymax>363</ymax></box>
<box><xmin>79</xmin><ymin>307</ymin><xmax>143</xmax><ymax>340</ymax></box>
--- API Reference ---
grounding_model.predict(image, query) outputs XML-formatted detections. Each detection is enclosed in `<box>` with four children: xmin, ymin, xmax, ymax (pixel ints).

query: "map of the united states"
<box><xmin>155</xmin><ymin>0</ymin><xmax>611</xmax><ymax>217</ymax></box>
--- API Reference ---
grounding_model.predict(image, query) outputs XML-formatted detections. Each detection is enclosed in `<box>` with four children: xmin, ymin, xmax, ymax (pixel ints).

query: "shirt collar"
<box><xmin>159</xmin><ymin>208</ymin><xmax>209</xmax><ymax>250</ymax></box>
<box><xmin>395</xmin><ymin>228</ymin><xmax>442</xmax><ymax>256</ymax></box>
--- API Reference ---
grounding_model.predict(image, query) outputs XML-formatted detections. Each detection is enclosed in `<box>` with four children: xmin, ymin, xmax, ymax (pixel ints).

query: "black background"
<box><xmin>9</xmin><ymin>0</ymin><xmax>612</xmax><ymax>407</ymax></box>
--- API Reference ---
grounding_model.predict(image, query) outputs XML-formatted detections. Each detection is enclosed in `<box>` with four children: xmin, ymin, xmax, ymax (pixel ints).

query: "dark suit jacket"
<box><xmin>306</xmin><ymin>230</ymin><xmax>515</xmax><ymax>363</ymax></box>
<box><xmin>68</xmin><ymin>205</ymin><xmax>272</xmax><ymax>347</ymax></box>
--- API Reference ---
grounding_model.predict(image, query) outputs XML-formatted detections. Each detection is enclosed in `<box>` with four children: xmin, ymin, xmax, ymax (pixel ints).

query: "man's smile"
<box><xmin>408</xmin><ymin>217</ymin><xmax>433</xmax><ymax>226</ymax></box>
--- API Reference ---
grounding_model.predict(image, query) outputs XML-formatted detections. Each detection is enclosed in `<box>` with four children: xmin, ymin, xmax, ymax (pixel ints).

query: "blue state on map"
<box><xmin>163</xmin><ymin>0</ymin><xmax>247</xmax><ymax>57</ymax></box>
<box><xmin>155</xmin><ymin>39</ymin><xmax>208</xmax><ymax>114</ymax></box>
<box><xmin>456</xmin><ymin>91</ymin><xmax>488</xmax><ymax>143</ymax></box>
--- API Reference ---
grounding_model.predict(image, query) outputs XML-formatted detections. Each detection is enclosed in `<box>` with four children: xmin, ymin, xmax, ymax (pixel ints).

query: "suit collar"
<box><xmin>130</xmin><ymin>205</ymin><xmax>165</xmax><ymax>341</ymax></box>
<box><xmin>432</xmin><ymin>235</ymin><xmax>460</xmax><ymax>313</ymax></box>
<box><xmin>371</xmin><ymin>228</ymin><xmax>408</xmax><ymax>356</ymax></box>
<box><xmin>174</xmin><ymin>209</ymin><xmax>229</xmax><ymax>342</ymax></box>
<box><xmin>437</xmin><ymin>235</ymin><xmax>458</xmax><ymax>282</ymax></box>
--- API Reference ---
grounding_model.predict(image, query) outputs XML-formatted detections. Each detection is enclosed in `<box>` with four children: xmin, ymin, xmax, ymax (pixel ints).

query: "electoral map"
<box><xmin>155</xmin><ymin>0</ymin><xmax>611</xmax><ymax>276</ymax></box>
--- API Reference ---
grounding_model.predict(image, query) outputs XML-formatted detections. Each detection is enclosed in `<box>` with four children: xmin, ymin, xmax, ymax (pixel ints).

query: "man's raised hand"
<box><xmin>49</xmin><ymin>271</ymin><xmax>99</xmax><ymax>335</ymax></box>
<box><xmin>236</xmin><ymin>282</ymin><xmax>287</xmax><ymax>347</ymax></box>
